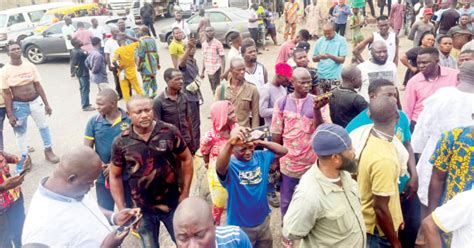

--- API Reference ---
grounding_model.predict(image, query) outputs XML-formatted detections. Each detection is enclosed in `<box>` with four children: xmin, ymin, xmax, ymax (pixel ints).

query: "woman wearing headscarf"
<box><xmin>200</xmin><ymin>100</ymin><xmax>237</xmax><ymax>225</ymax></box>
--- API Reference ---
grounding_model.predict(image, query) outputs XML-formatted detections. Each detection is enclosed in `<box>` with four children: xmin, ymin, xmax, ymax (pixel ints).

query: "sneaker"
<box><xmin>267</xmin><ymin>192</ymin><xmax>280</xmax><ymax>208</ymax></box>
<box><xmin>44</xmin><ymin>147</ymin><xmax>60</xmax><ymax>164</ymax></box>
<box><xmin>83</xmin><ymin>106</ymin><xmax>95</xmax><ymax>111</ymax></box>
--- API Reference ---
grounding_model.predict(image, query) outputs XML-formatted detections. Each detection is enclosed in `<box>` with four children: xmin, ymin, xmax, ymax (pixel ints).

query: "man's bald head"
<box><xmin>369</xmin><ymin>95</ymin><xmax>399</xmax><ymax>124</ymax></box>
<box><xmin>97</xmin><ymin>88</ymin><xmax>118</xmax><ymax>103</ymax></box>
<box><xmin>292</xmin><ymin>67</ymin><xmax>311</xmax><ymax>80</ymax></box>
<box><xmin>341</xmin><ymin>65</ymin><xmax>362</xmax><ymax>88</ymax></box>
<box><xmin>173</xmin><ymin>197</ymin><xmax>215</xmax><ymax>247</ymax></box>
<box><xmin>371</xmin><ymin>40</ymin><xmax>388</xmax><ymax>64</ymax></box>
<box><xmin>140</xmin><ymin>25</ymin><xmax>150</xmax><ymax>36</ymax></box>
<box><xmin>126</xmin><ymin>95</ymin><xmax>152</xmax><ymax>112</ymax></box>
<box><xmin>458</xmin><ymin>60</ymin><xmax>474</xmax><ymax>85</ymax></box>
<box><xmin>52</xmin><ymin>146</ymin><xmax>102</xmax><ymax>201</ymax></box>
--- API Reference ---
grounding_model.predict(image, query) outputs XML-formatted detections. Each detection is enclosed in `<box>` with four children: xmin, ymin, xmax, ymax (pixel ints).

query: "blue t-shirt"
<box><xmin>219</xmin><ymin>150</ymin><xmax>275</xmax><ymax>227</ymax></box>
<box><xmin>85</xmin><ymin>109</ymin><xmax>131</xmax><ymax>183</ymax></box>
<box><xmin>312</xmin><ymin>34</ymin><xmax>348</xmax><ymax>80</ymax></box>
<box><xmin>333</xmin><ymin>5</ymin><xmax>351</xmax><ymax>24</ymax></box>
<box><xmin>215</xmin><ymin>225</ymin><xmax>252</xmax><ymax>248</ymax></box>
<box><xmin>346</xmin><ymin>108</ymin><xmax>412</xmax><ymax>143</ymax></box>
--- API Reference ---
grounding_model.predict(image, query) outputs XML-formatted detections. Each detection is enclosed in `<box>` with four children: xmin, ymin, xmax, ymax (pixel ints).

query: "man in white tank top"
<box><xmin>241</xmin><ymin>38</ymin><xmax>268</xmax><ymax>92</ymax></box>
<box><xmin>353</xmin><ymin>15</ymin><xmax>399</xmax><ymax>65</ymax></box>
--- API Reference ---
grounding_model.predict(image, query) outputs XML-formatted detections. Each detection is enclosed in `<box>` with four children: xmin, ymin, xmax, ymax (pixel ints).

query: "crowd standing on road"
<box><xmin>0</xmin><ymin>0</ymin><xmax>474</xmax><ymax>247</ymax></box>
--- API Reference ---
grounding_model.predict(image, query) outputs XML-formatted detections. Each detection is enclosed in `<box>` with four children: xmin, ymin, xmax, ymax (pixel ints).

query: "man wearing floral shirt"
<box><xmin>0</xmin><ymin>151</ymin><xmax>27</xmax><ymax>247</ymax></box>
<box><xmin>270</xmin><ymin>67</ymin><xmax>331</xmax><ymax>224</ymax></box>
<box><xmin>200</xmin><ymin>26</ymin><xmax>225</xmax><ymax>94</ymax></box>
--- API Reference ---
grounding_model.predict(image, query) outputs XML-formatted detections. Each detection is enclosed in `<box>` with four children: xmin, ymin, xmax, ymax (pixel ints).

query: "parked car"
<box><xmin>158</xmin><ymin>7</ymin><xmax>251</xmax><ymax>46</ymax></box>
<box><xmin>34</xmin><ymin>3</ymin><xmax>101</xmax><ymax>34</ymax></box>
<box><xmin>21</xmin><ymin>16</ymin><xmax>125</xmax><ymax>64</ymax></box>
<box><xmin>0</xmin><ymin>2</ymin><xmax>75</xmax><ymax>48</ymax></box>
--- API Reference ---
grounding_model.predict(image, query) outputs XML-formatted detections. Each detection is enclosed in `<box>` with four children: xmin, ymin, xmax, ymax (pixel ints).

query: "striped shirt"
<box><xmin>215</xmin><ymin>225</ymin><xmax>252</xmax><ymax>248</ymax></box>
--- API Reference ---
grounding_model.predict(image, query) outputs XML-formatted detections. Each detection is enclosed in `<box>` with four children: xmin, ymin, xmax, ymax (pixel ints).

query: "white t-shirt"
<box><xmin>22</xmin><ymin>178</ymin><xmax>112</xmax><ymax>247</ymax></box>
<box><xmin>432</xmin><ymin>189</ymin><xmax>474</xmax><ymax>248</ymax></box>
<box><xmin>104</xmin><ymin>38</ymin><xmax>120</xmax><ymax>63</ymax></box>
<box><xmin>61</xmin><ymin>24</ymin><xmax>76</xmax><ymax>50</ymax></box>
<box><xmin>89</xmin><ymin>26</ymin><xmax>106</xmax><ymax>46</ymax></box>
<box><xmin>171</xmin><ymin>20</ymin><xmax>190</xmax><ymax>36</ymax></box>
<box><xmin>357</xmin><ymin>60</ymin><xmax>398</xmax><ymax>101</ymax></box>
<box><xmin>227</xmin><ymin>46</ymin><xmax>242</xmax><ymax>65</ymax></box>
<box><xmin>248</xmin><ymin>9</ymin><xmax>258</xmax><ymax>29</ymax></box>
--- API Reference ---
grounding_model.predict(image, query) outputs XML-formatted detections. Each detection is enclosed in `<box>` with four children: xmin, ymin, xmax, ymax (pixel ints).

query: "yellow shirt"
<box><xmin>113</xmin><ymin>42</ymin><xmax>139</xmax><ymax>76</ymax></box>
<box><xmin>168</xmin><ymin>40</ymin><xmax>185</xmax><ymax>58</ymax></box>
<box><xmin>357</xmin><ymin>134</ymin><xmax>403</xmax><ymax>236</ymax></box>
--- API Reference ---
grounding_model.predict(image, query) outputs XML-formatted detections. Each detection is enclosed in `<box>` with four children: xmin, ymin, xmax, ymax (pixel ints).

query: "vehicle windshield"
<box><xmin>0</xmin><ymin>14</ymin><xmax>7</xmax><ymax>28</ymax></box>
<box><xmin>38</xmin><ymin>13</ymin><xmax>55</xmax><ymax>26</ymax></box>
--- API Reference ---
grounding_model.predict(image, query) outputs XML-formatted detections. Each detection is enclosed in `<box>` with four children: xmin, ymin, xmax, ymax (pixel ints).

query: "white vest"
<box><xmin>373</xmin><ymin>32</ymin><xmax>396</xmax><ymax>63</ymax></box>
<box><xmin>245</xmin><ymin>62</ymin><xmax>266</xmax><ymax>90</ymax></box>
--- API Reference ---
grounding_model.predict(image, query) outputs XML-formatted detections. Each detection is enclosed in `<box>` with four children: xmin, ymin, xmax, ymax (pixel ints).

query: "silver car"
<box><xmin>158</xmin><ymin>8</ymin><xmax>251</xmax><ymax>46</ymax></box>
<box><xmin>21</xmin><ymin>16</ymin><xmax>125</xmax><ymax>64</ymax></box>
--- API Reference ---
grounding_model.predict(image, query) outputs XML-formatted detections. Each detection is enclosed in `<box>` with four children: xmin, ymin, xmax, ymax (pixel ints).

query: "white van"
<box><xmin>0</xmin><ymin>2</ymin><xmax>74</xmax><ymax>48</ymax></box>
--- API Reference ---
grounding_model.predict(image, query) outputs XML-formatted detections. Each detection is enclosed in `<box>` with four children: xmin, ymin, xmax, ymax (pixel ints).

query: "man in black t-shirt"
<box><xmin>436</xmin><ymin>4</ymin><xmax>460</xmax><ymax>34</ymax></box>
<box><xmin>329</xmin><ymin>65</ymin><xmax>368</xmax><ymax>127</ymax></box>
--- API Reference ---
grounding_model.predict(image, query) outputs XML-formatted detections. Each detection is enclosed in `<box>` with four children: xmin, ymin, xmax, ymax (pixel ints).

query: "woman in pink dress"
<box><xmin>200</xmin><ymin>100</ymin><xmax>237</xmax><ymax>225</ymax></box>
<box><xmin>389</xmin><ymin>0</ymin><xmax>406</xmax><ymax>35</ymax></box>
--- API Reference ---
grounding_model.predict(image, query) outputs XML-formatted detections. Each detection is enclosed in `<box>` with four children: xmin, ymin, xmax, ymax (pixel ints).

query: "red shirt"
<box><xmin>0</xmin><ymin>153</ymin><xmax>21</xmax><ymax>211</ymax></box>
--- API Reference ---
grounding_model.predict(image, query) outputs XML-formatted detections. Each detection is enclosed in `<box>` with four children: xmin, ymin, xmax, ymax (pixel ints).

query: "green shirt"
<box><xmin>283</xmin><ymin>165</ymin><xmax>366</xmax><ymax>247</ymax></box>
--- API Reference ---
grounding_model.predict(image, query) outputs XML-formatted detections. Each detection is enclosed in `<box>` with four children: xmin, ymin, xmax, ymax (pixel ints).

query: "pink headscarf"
<box><xmin>210</xmin><ymin>100</ymin><xmax>236</xmax><ymax>133</ymax></box>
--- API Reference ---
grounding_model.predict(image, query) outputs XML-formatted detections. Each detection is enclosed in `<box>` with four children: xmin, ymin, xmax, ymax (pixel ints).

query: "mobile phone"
<box><xmin>117</xmin><ymin>214</ymin><xmax>142</xmax><ymax>233</ymax></box>
<box><xmin>19</xmin><ymin>169</ymin><xmax>28</xmax><ymax>176</ymax></box>
<box><xmin>245</xmin><ymin>126</ymin><xmax>270</xmax><ymax>142</ymax></box>
<box><xmin>314</xmin><ymin>92</ymin><xmax>333</xmax><ymax>102</ymax></box>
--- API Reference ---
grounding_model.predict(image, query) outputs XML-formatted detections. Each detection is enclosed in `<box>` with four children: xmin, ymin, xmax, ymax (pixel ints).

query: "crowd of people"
<box><xmin>0</xmin><ymin>0</ymin><xmax>473</xmax><ymax>247</ymax></box>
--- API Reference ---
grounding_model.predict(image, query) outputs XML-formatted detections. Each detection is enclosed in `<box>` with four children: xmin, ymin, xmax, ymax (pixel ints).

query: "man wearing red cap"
<box><xmin>408</xmin><ymin>8</ymin><xmax>435</xmax><ymax>46</ymax></box>
<box><xmin>259</xmin><ymin>63</ymin><xmax>292</xmax><ymax>126</ymax></box>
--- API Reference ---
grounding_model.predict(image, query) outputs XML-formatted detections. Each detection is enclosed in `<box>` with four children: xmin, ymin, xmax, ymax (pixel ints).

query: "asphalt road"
<box><xmin>0</xmin><ymin>17</ymin><xmax>411</xmax><ymax>247</ymax></box>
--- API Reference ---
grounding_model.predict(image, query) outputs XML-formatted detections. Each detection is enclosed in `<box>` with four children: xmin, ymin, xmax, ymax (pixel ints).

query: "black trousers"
<box><xmin>364</xmin><ymin>0</ymin><xmax>376</xmax><ymax>17</ymax></box>
<box><xmin>142</xmin><ymin>17</ymin><xmax>157</xmax><ymax>37</ymax></box>
<box><xmin>335</xmin><ymin>23</ymin><xmax>347</xmax><ymax>36</ymax></box>
<box><xmin>379</xmin><ymin>0</ymin><xmax>392</xmax><ymax>16</ymax></box>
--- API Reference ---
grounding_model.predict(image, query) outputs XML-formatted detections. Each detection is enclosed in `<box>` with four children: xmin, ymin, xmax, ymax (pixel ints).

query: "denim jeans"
<box><xmin>0</xmin><ymin>194</ymin><xmax>25</xmax><ymax>248</ymax></box>
<box><xmin>78</xmin><ymin>75</ymin><xmax>90</xmax><ymax>109</ymax></box>
<box><xmin>95</xmin><ymin>181</ymin><xmax>133</xmax><ymax>211</ymax></box>
<box><xmin>12</xmin><ymin>97</ymin><xmax>52</xmax><ymax>155</ymax></box>
<box><xmin>367</xmin><ymin>229</ymin><xmax>391</xmax><ymax>248</ymax></box>
<box><xmin>138</xmin><ymin>209</ymin><xmax>176</xmax><ymax>248</ymax></box>
<box><xmin>0</xmin><ymin>107</ymin><xmax>5</xmax><ymax>151</ymax></box>
<box><xmin>280</xmin><ymin>174</ymin><xmax>300</xmax><ymax>219</ymax></box>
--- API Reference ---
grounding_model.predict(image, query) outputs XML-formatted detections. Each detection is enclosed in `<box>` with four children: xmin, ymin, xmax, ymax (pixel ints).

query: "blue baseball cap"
<box><xmin>312</xmin><ymin>123</ymin><xmax>352</xmax><ymax>156</ymax></box>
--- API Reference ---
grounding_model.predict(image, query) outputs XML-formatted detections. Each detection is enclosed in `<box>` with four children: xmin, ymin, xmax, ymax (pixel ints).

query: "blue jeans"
<box><xmin>12</xmin><ymin>97</ymin><xmax>52</xmax><ymax>155</ymax></box>
<box><xmin>0</xmin><ymin>193</ymin><xmax>25</xmax><ymax>248</ymax></box>
<box><xmin>78</xmin><ymin>75</ymin><xmax>90</xmax><ymax>109</ymax></box>
<box><xmin>138</xmin><ymin>209</ymin><xmax>176</xmax><ymax>248</ymax></box>
<box><xmin>367</xmin><ymin>229</ymin><xmax>391</xmax><ymax>248</ymax></box>
<box><xmin>0</xmin><ymin>107</ymin><xmax>5</xmax><ymax>151</ymax></box>
<box><xmin>95</xmin><ymin>181</ymin><xmax>133</xmax><ymax>211</ymax></box>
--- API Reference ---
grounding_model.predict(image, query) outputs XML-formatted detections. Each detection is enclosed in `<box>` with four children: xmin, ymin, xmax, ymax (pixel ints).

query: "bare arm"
<box><xmin>422</xmin><ymin>215</ymin><xmax>443</xmax><ymax>247</ymax></box>
<box><xmin>251</xmin><ymin>89</ymin><xmax>260</xmax><ymax>128</ymax></box>
<box><xmin>171</xmin><ymin>55</ymin><xmax>179</xmax><ymax>68</ymax></box>
<box><xmin>408</xmin><ymin>23</ymin><xmax>417</xmax><ymax>41</ymax></box>
<box><xmin>394</xmin><ymin>36</ymin><xmax>399</xmax><ymax>65</ymax></box>
<box><xmin>216</xmin><ymin>139</ymin><xmax>234</xmax><ymax>177</ymax></box>
<box><xmin>403</xmin><ymin>141</ymin><xmax>418</xmax><ymax>199</ymax></box>
<box><xmin>427</xmin><ymin>168</ymin><xmax>446</xmax><ymax>214</ymax></box>
<box><xmin>254</xmin><ymin>140</ymin><xmax>288</xmax><ymax>159</ymax></box>
<box><xmin>3</xmin><ymin>89</ymin><xmax>14</xmax><ymax>120</ymax></box>
<box><xmin>352</xmin><ymin>35</ymin><xmax>373</xmax><ymax>63</ymax></box>
<box><xmin>374</xmin><ymin>195</ymin><xmax>402</xmax><ymax>248</ymax></box>
<box><xmin>263</xmin><ymin>66</ymin><xmax>268</xmax><ymax>84</ymax></box>
<box><xmin>33</xmin><ymin>81</ymin><xmax>51</xmax><ymax>115</ymax></box>
<box><xmin>177</xmin><ymin>148</ymin><xmax>193</xmax><ymax>202</ymax></box>
<box><xmin>109</xmin><ymin>164</ymin><xmax>126</xmax><ymax>210</ymax></box>
<box><xmin>326</xmin><ymin>54</ymin><xmax>345</xmax><ymax>64</ymax></box>
<box><xmin>400</xmin><ymin>53</ymin><xmax>417</xmax><ymax>73</ymax></box>
<box><xmin>220</xmin><ymin>56</ymin><xmax>226</xmax><ymax>74</ymax></box>
<box><xmin>84</xmin><ymin>139</ymin><xmax>94</xmax><ymax>148</ymax></box>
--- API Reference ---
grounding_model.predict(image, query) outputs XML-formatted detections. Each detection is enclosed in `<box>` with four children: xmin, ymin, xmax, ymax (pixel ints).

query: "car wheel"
<box><xmin>17</xmin><ymin>35</ymin><xmax>27</xmax><ymax>43</ymax></box>
<box><xmin>26</xmin><ymin>45</ymin><xmax>46</xmax><ymax>64</ymax></box>
<box><xmin>166</xmin><ymin>33</ymin><xmax>173</xmax><ymax>45</ymax></box>
<box><xmin>166</xmin><ymin>4</ymin><xmax>175</xmax><ymax>18</ymax></box>
<box><xmin>225</xmin><ymin>32</ymin><xmax>236</xmax><ymax>47</ymax></box>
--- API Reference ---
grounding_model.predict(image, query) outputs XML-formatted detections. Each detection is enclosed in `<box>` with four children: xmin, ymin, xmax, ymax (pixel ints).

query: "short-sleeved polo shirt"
<box><xmin>169</xmin><ymin>40</ymin><xmax>185</xmax><ymax>58</ymax></box>
<box><xmin>84</xmin><ymin>109</ymin><xmax>130</xmax><ymax>183</ymax></box>
<box><xmin>111</xmin><ymin>121</ymin><xmax>188</xmax><ymax>213</ymax></box>
<box><xmin>312</xmin><ymin>34</ymin><xmax>348</xmax><ymax>80</ymax></box>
